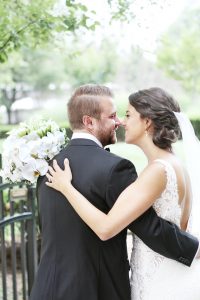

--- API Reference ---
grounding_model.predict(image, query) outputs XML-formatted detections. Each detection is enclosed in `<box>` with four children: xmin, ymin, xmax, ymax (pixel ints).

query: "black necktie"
<box><xmin>105</xmin><ymin>147</ymin><xmax>110</xmax><ymax>152</ymax></box>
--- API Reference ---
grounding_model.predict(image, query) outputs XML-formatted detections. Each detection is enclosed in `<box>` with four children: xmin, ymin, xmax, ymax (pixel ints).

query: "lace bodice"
<box><xmin>152</xmin><ymin>159</ymin><xmax>181</xmax><ymax>226</ymax></box>
<box><xmin>130</xmin><ymin>159</ymin><xmax>182</xmax><ymax>300</ymax></box>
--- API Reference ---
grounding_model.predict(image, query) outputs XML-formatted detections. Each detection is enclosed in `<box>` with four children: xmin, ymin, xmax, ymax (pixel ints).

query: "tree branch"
<box><xmin>0</xmin><ymin>19</ymin><xmax>41</xmax><ymax>52</ymax></box>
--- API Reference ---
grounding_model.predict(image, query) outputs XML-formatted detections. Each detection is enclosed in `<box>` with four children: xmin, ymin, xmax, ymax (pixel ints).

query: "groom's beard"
<box><xmin>97</xmin><ymin>127</ymin><xmax>117</xmax><ymax>147</ymax></box>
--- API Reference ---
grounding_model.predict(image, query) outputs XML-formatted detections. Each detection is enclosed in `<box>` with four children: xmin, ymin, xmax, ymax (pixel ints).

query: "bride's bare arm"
<box><xmin>46</xmin><ymin>159</ymin><xmax>166</xmax><ymax>241</ymax></box>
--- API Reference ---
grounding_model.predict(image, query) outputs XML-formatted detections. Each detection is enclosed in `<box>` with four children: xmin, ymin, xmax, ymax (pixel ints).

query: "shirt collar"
<box><xmin>71</xmin><ymin>132</ymin><xmax>103</xmax><ymax>148</ymax></box>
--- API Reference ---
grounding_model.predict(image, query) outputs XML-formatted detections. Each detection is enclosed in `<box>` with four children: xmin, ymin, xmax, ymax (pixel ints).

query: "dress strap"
<box><xmin>153</xmin><ymin>159</ymin><xmax>173</xmax><ymax>169</ymax></box>
<box><xmin>153</xmin><ymin>159</ymin><xmax>176</xmax><ymax>175</ymax></box>
<box><xmin>153</xmin><ymin>159</ymin><xmax>178</xmax><ymax>191</ymax></box>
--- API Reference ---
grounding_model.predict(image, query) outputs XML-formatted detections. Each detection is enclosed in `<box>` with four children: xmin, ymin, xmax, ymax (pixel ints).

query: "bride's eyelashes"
<box><xmin>125</xmin><ymin>114</ymin><xmax>130</xmax><ymax>118</ymax></box>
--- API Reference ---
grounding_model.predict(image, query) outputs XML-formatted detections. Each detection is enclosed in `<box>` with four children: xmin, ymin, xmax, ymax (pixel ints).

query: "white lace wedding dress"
<box><xmin>130</xmin><ymin>159</ymin><xmax>200</xmax><ymax>300</ymax></box>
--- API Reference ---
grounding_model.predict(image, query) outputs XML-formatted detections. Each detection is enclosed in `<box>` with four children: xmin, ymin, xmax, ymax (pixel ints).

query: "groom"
<box><xmin>30</xmin><ymin>84</ymin><xmax>199</xmax><ymax>300</ymax></box>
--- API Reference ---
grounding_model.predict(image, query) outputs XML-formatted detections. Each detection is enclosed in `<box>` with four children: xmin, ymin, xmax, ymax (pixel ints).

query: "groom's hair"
<box><xmin>67</xmin><ymin>84</ymin><xmax>113</xmax><ymax>130</ymax></box>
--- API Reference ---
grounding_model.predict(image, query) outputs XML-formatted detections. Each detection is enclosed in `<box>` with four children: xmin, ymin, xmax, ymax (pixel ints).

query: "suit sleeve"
<box><xmin>106</xmin><ymin>159</ymin><xmax>199</xmax><ymax>267</ymax></box>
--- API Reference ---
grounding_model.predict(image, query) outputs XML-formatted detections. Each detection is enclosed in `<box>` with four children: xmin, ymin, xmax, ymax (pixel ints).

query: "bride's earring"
<box><xmin>145</xmin><ymin>129</ymin><xmax>148</xmax><ymax>137</ymax></box>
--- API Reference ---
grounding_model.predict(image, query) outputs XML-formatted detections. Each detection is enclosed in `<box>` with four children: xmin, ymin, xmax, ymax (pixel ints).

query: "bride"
<box><xmin>46</xmin><ymin>87</ymin><xmax>200</xmax><ymax>299</ymax></box>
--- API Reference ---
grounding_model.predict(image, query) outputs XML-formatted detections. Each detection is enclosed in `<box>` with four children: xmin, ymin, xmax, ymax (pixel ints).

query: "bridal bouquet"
<box><xmin>0</xmin><ymin>119</ymin><xmax>68</xmax><ymax>184</ymax></box>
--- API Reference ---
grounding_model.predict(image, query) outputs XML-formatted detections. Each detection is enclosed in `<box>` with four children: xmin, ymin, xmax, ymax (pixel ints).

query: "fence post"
<box><xmin>0</xmin><ymin>153</ymin><xmax>8</xmax><ymax>300</ymax></box>
<box><xmin>0</xmin><ymin>152</ymin><xmax>38</xmax><ymax>299</ymax></box>
<box><xmin>26</xmin><ymin>185</ymin><xmax>38</xmax><ymax>295</ymax></box>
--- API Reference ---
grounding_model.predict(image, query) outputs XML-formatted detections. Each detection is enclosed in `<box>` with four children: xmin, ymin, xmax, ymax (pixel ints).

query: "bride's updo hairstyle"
<box><xmin>128</xmin><ymin>87</ymin><xmax>181</xmax><ymax>151</ymax></box>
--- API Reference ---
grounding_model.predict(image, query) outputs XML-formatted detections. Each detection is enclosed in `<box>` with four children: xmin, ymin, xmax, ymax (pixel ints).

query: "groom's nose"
<box><xmin>115</xmin><ymin>116</ymin><xmax>121</xmax><ymax>128</ymax></box>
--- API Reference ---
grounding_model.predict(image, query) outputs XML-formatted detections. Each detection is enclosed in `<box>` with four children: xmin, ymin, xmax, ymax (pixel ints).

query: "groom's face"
<box><xmin>94</xmin><ymin>97</ymin><xmax>120</xmax><ymax>147</ymax></box>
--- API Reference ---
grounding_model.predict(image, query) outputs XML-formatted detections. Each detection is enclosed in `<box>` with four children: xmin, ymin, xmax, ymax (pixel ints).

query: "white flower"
<box><xmin>0</xmin><ymin>119</ymin><xmax>68</xmax><ymax>184</ymax></box>
<box><xmin>19</xmin><ymin>144</ymin><xmax>33</xmax><ymax>163</ymax></box>
<box><xmin>21</xmin><ymin>158</ymin><xmax>49</xmax><ymax>183</ymax></box>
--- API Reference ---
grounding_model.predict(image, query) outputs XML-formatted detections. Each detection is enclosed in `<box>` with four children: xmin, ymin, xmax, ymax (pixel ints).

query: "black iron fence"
<box><xmin>0</xmin><ymin>156</ymin><xmax>38</xmax><ymax>300</ymax></box>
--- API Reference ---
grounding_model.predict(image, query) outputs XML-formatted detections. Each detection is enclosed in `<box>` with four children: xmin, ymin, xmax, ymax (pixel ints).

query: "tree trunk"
<box><xmin>6</xmin><ymin>107</ymin><xmax>12</xmax><ymax>124</ymax></box>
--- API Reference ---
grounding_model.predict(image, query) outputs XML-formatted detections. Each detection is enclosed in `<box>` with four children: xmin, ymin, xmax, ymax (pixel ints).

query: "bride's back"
<box><xmin>163</xmin><ymin>156</ymin><xmax>192</xmax><ymax>231</ymax></box>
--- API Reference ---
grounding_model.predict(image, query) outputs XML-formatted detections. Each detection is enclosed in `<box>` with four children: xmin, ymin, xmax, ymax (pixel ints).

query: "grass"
<box><xmin>110</xmin><ymin>142</ymin><xmax>147</xmax><ymax>174</ymax></box>
<box><xmin>111</xmin><ymin>141</ymin><xmax>185</xmax><ymax>173</ymax></box>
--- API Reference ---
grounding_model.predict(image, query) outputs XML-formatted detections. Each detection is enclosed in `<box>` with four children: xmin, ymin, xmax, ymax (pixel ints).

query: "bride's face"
<box><xmin>122</xmin><ymin>104</ymin><xmax>147</xmax><ymax>145</ymax></box>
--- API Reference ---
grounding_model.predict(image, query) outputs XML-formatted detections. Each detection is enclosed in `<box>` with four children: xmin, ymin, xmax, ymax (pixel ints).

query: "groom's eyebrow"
<box><xmin>108</xmin><ymin>111</ymin><xmax>116</xmax><ymax>116</ymax></box>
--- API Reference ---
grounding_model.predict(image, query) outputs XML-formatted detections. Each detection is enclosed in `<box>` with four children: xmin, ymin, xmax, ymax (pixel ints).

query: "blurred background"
<box><xmin>1</xmin><ymin>0</ymin><xmax>200</xmax><ymax>171</ymax></box>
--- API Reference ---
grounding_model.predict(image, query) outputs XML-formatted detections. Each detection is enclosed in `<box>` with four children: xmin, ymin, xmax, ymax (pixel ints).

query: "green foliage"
<box><xmin>63</xmin><ymin>39</ymin><xmax>119</xmax><ymax>87</ymax></box>
<box><xmin>191</xmin><ymin>119</ymin><xmax>200</xmax><ymax>139</ymax></box>
<box><xmin>0</xmin><ymin>38</ymin><xmax>120</xmax><ymax>124</ymax></box>
<box><xmin>0</xmin><ymin>0</ymin><xmax>98</xmax><ymax>63</ymax></box>
<box><xmin>0</xmin><ymin>0</ymin><xmax>138</xmax><ymax>64</ymax></box>
<box><xmin>0</xmin><ymin>124</ymin><xmax>18</xmax><ymax>139</ymax></box>
<box><xmin>108</xmin><ymin>0</ymin><xmax>133</xmax><ymax>22</ymax></box>
<box><xmin>0</xmin><ymin>51</ymin><xmax>32</xmax><ymax>123</ymax></box>
<box><xmin>157</xmin><ymin>7</ymin><xmax>200</xmax><ymax>94</ymax></box>
<box><xmin>107</xmin><ymin>0</ymin><xmax>159</xmax><ymax>23</ymax></box>
<box><xmin>18</xmin><ymin>47</ymin><xmax>67</xmax><ymax>90</ymax></box>
<box><xmin>0</xmin><ymin>37</ymin><xmax>120</xmax><ymax>93</ymax></box>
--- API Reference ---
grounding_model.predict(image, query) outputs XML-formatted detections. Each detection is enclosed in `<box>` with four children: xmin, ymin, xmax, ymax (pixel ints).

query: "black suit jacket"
<box><xmin>30</xmin><ymin>139</ymin><xmax>199</xmax><ymax>300</ymax></box>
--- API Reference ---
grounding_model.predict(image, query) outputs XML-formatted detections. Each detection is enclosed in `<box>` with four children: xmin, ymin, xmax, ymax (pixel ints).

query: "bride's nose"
<box><xmin>121</xmin><ymin>118</ymin><xmax>126</xmax><ymax>127</ymax></box>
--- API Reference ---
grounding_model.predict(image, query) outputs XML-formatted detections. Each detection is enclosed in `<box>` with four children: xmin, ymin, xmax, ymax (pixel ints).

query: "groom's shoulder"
<box><xmin>99</xmin><ymin>150</ymin><xmax>137</xmax><ymax>182</ymax></box>
<box><xmin>97</xmin><ymin>147</ymin><xmax>134</xmax><ymax>167</ymax></box>
<box><xmin>52</xmin><ymin>143</ymin><xmax>134</xmax><ymax>169</ymax></box>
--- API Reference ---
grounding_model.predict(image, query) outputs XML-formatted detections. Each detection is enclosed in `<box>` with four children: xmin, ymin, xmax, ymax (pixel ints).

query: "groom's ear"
<box><xmin>82</xmin><ymin>115</ymin><xmax>93</xmax><ymax>129</ymax></box>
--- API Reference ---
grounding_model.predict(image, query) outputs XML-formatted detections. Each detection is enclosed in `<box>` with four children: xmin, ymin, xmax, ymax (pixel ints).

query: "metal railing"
<box><xmin>0</xmin><ymin>156</ymin><xmax>38</xmax><ymax>300</ymax></box>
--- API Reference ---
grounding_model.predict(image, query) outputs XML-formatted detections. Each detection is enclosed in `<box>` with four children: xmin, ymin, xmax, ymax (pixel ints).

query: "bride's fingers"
<box><xmin>48</xmin><ymin>165</ymin><xmax>55</xmax><ymax>176</ymax></box>
<box><xmin>64</xmin><ymin>158</ymin><xmax>70</xmax><ymax>169</ymax></box>
<box><xmin>53</xmin><ymin>159</ymin><xmax>60</xmax><ymax>171</ymax></box>
<box><xmin>46</xmin><ymin>173</ymin><xmax>53</xmax><ymax>182</ymax></box>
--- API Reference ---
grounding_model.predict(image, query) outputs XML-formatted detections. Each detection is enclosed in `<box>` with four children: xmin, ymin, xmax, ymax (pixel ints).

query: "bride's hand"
<box><xmin>45</xmin><ymin>158</ymin><xmax>72</xmax><ymax>193</ymax></box>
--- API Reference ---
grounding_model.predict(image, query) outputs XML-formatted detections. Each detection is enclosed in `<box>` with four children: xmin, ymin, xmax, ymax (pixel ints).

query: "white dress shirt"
<box><xmin>71</xmin><ymin>132</ymin><xmax>103</xmax><ymax>148</ymax></box>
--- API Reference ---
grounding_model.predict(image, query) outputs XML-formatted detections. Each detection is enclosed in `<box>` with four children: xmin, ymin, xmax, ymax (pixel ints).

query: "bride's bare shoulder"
<box><xmin>138</xmin><ymin>161</ymin><xmax>167</xmax><ymax>186</ymax></box>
